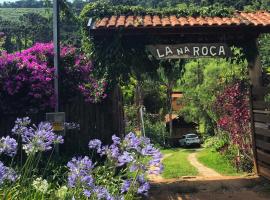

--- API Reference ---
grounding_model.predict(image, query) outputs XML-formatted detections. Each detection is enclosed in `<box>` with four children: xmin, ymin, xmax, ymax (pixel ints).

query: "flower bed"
<box><xmin>0</xmin><ymin>117</ymin><xmax>163</xmax><ymax>199</ymax></box>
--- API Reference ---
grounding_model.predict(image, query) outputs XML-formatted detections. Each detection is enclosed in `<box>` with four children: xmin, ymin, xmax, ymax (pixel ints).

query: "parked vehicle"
<box><xmin>179</xmin><ymin>133</ymin><xmax>201</xmax><ymax>147</ymax></box>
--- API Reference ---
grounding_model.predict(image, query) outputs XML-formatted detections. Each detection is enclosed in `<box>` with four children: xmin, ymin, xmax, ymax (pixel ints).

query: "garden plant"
<box><xmin>0</xmin><ymin>117</ymin><xmax>163</xmax><ymax>199</ymax></box>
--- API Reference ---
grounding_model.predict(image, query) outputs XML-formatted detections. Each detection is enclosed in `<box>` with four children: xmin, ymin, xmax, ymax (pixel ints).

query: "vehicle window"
<box><xmin>187</xmin><ymin>135</ymin><xmax>197</xmax><ymax>138</ymax></box>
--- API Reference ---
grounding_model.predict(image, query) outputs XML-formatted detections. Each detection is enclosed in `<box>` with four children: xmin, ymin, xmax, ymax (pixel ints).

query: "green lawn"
<box><xmin>197</xmin><ymin>148</ymin><xmax>244</xmax><ymax>176</ymax></box>
<box><xmin>0</xmin><ymin>8</ymin><xmax>51</xmax><ymax>22</ymax></box>
<box><xmin>161</xmin><ymin>148</ymin><xmax>198</xmax><ymax>179</ymax></box>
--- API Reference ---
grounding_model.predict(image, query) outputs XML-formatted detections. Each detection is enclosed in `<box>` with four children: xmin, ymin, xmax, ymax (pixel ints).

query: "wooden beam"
<box><xmin>256</xmin><ymin>139</ymin><xmax>270</xmax><ymax>151</ymax></box>
<box><xmin>247</xmin><ymin>38</ymin><xmax>263</xmax><ymax>174</ymax></box>
<box><xmin>257</xmin><ymin>149</ymin><xmax>270</xmax><ymax>165</ymax></box>
<box><xmin>246</xmin><ymin>39</ymin><xmax>263</xmax><ymax>87</ymax></box>
<box><xmin>258</xmin><ymin>165</ymin><xmax>270</xmax><ymax>181</ymax></box>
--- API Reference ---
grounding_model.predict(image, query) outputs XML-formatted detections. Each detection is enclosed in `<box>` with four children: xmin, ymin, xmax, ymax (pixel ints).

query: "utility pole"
<box><xmin>53</xmin><ymin>0</ymin><xmax>60</xmax><ymax>155</ymax></box>
<box><xmin>53</xmin><ymin>0</ymin><xmax>60</xmax><ymax>113</ymax></box>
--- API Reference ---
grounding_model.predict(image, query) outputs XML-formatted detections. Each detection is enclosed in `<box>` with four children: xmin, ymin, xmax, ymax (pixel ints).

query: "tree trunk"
<box><xmin>167</xmin><ymin>87</ymin><xmax>173</xmax><ymax>138</ymax></box>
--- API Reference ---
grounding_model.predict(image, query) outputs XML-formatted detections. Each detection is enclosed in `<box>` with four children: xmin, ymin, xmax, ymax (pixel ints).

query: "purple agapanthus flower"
<box><xmin>112</xmin><ymin>135</ymin><xmax>121</xmax><ymax>145</ymax></box>
<box><xmin>88</xmin><ymin>139</ymin><xmax>102</xmax><ymax>151</ymax></box>
<box><xmin>94</xmin><ymin>186</ymin><xmax>114</xmax><ymax>200</ymax></box>
<box><xmin>107</xmin><ymin>144</ymin><xmax>120</xmax><ymax>159</ymax></box>
<box><xmin>136</xmin><ymin>175</ymin><xmax>150</xmax><ymax>195</ymax></box>
<box><xmin>141</xmin><ymin>144</ymin><xmax>159</xmax><ymax>156</ymax></box>
<box><xmin>12</xmin><ymin>117</ymin><xmax>31</xmax><ymax>136</ymax></box>
<box><xmin>124</xmin><ymin>132</ymin><xmax>141</xmax><ymax>151</ymax></box>
<box><xmin>118</xmin><ymin>151</ymin><xmax>134</xmax><ymax>166</ymax></box>
<box><xmin>0</xmin><ymin>136</ymin><xmax>18</xmax><ymax>157</ymax></box>
<box><xmin>67</xmin><ymin>156</ymin><xmax>94</xmax><ymax>188</ymax></box>
<box><xmin>0</xmin><ymin>161</ymin><xmax>17</xmax><ymax>185</ymax></box>
<box><xmin>83</xmin><ymin>189</ymin><xmax>91</xmax><ymax>197</ymax></box>
<box><xmin>137</xmin><ymin>182</ymin><xmax>150</xmax><ymax>195</ymax></box>
<box><xmin>21</xmin><ymin>121</ymin><xmax>64</xmax><ymax>155</ymax></box>
<box><xmin>121</xmin><ymin>179</ymin><xmax>131</xmax><ymax>193</ymax></box>
<box><xmin>84</xmin><ymin>133</ymin><xmax>163</xmax><ymax>198</ymax></box>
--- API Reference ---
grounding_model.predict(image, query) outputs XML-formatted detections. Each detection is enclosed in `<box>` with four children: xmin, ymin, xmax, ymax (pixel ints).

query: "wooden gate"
<box><xmin>251</xmin><ymin>86</ymin><xmax>270</xmax><ymax>180</ymax></box>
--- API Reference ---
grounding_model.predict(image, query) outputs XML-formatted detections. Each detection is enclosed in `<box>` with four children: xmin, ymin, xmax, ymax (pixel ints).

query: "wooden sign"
<box><xmin>46</xmin><ymin>112</ymin><xmax>66</xmax><ymax>134</ymax></box>
<box><xmin>146</xmin><ymin>43</ymin><xmax>231</xmax><ymax>59</ymax></box>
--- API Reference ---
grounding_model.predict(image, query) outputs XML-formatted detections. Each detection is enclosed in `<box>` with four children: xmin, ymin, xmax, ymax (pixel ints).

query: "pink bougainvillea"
<box><xmin>0</xmin><ymin>43</ymin><xmax>106</xmax><ymax>113</ymax></box>
<box><xmin>215</xmin><ymin>82</ymin><xmax>252</xmax><ymax>159</ymax></box>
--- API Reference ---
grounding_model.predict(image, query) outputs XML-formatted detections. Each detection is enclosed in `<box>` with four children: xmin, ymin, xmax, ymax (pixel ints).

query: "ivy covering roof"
<box><xmin>92</xmin><ymin>11</ymin><xmax>270</xmax><ymax>30</ymax></box>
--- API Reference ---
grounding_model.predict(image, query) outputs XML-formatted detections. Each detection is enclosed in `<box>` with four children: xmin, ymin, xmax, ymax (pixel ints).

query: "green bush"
<box><xmin>203</xmin><ymin>132</ymin><xmax>229</xmax><ymax>151</ymax></box>
<box><xmin>124</xmin><ymin>105</ymin><xmax>139</xmax><ymax>133</ymax></box>
<box><xmin>144</xmin><ymin>115</ymin><xmax>168</xmax><ymax>147</ymax></box>
<box><xmin>204</xmin><ymin>132</ymin><xmax>253</xmax><ymax>173</ymax></box>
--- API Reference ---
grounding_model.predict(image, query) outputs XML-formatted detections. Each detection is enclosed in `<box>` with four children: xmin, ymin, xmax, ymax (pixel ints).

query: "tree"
<box><xmin>179</xmin><ymin>54</ymin><xmax>248</xmax><ymax>135</ymax></box>
<box><xmin>157</xmin><ymin>59</ymin><xmax>185</xmax><ymax>137</ymax></box>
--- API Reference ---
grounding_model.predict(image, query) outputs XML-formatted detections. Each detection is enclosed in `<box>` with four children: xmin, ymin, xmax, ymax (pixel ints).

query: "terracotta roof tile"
<box><xmin>153</xmin><ymin>15</ymin><xmax>162</xmax><ymax>26</ymax></box>
<box><xmin>178</xmin><ymin>17</ymin><xmax>189</xmax><ymax>26</ymax></box>
<box><xmin>161</xmin><ymin>17</ymin><xmax>171</xmax><ymax>26</ymax></box>
<box><xmin>125</xmin><ymin>16</ymin><xmax>134</xmax><ymax>27</ymax></box>
<box><xmin>170</xmin><ymin>16</ymin><xmax>180</xmax><ymax>26</ymax></box>
<box><xmin>144</xmin><ymin>15</ymin><xmax>152</xmax><ymax>27</ymax></box>
<box><xmin>187</xmin><ymin>17</ymin><xmax>199</xmax><ymax>26</ymax></box>
<box><xmin>107</xmin><ymin>16</ymin><xmax>117</xmax><ymax>27</ymax></box>
<box><xmin>116</xmin><ymin>15</ymin><xmax>125</xmax><ymax>27</ymax></box>
<box><xmin>196</xmin><ymin>17</ymin><xmax>208</xmax><ymax>25</ymax></box>
<box><xmin>93</xmin><ymin>11</ymin><xmax>270</xmax><ymax>29</ymax></box>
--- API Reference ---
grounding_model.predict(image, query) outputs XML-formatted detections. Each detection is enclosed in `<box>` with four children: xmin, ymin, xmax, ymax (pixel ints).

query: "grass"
<box><xmin>161</xmin><ymin>148</ymin><xmax>198</xmax><ymax>179</ymax></box>
<box><xmin>197</xmin><ymin>148</ymin><xmax>244</xmax><ymax>176</ymax></box>
<box><xmin>0</xmin><ymin>8</ymin><xmax>51</xmax><ymax>22</ymax></box>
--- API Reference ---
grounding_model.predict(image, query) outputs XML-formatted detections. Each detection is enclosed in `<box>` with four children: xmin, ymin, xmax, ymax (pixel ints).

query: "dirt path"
<box><xmin>148</xmin><ymin>150</ymin><xmax>270</xmax><ymax>200</ymax></box>
<box><xmin>148</xmin><ymin>176</ymin><xmax>270</xmax><ymax>200</ymax></box>
<box><xmin>187</xmin><ymin>152</ymin><xmax>221</xmax><ymax>177</ymax></box>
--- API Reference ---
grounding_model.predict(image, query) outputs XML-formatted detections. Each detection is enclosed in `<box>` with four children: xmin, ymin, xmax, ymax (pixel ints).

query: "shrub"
<box><xmin>0</xmin><ymin>43</ymin><xmax>107</xmax><ymax>113</ymax></box>
<box><xmin>144</xmin><ymin>116</ymin><xmax>168</xmax><ymax>147</ymax></box>
<box><xmin>215</xmin><ymin>82</ymin><xmax>253</xmax><ymax>172</ymax></box>
<box><xmin>203</xmin><ymin>131</ymin><xmax>229</xmax><ymax>152</ymax></box>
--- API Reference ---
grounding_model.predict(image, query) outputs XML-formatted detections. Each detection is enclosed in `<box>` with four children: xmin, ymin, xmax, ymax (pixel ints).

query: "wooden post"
<box><xmin>245</xmin><ymin>38</ymin><xmax>263</xmax><ymax>174</ymax></box>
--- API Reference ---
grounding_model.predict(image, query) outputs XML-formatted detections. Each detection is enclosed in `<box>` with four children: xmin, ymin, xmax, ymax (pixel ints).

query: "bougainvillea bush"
<box><xmin>215</xmin><ymin>81</ymin><xmax>253</xmax><ymax>171</ymax></box>
<box><xmin>0</xmin><ymin>117</ymin><xmax>163</xmax><ymax>199</ymax></box>
<box><xmin>0</xmin><ymin>43</ymin><xmax>107</xmax><ymax>113</ymax></box>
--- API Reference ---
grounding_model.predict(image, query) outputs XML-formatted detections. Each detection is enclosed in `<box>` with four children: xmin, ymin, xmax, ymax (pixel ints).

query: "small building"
<box><xmin>165</xmin><ymin>92</ymin><xmax>197</xmax><ymax>146</ymax></box>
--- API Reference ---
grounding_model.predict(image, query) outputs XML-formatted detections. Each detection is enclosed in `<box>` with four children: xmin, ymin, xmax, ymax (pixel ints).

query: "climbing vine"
<box><xmin>80</xmin><ymin>0</ymin><xmax>234</xmax><ymax>75</ymax></box>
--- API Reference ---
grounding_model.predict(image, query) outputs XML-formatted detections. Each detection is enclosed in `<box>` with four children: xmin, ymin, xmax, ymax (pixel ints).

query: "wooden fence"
<box><xmin>0</xmin><ymin>85</ymin><xmax>124</xmax><ymax>156</ymax></box>
<box><xmin>251</xmin><ymin>86</ymin><xmax>270</xmax><ymax>180</ymax></box>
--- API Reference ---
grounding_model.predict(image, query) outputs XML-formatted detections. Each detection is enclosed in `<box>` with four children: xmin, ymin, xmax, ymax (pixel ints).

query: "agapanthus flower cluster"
<box><xmin>67</xmin><ymin>156</ymin><xmax>116</xmax><ymax>200</ymax></box>
<box><xmin>0</xmin><ymin>161</ymin><xmax>17</xmax><ymax>185</ymax></box>
<box><xmin>88</xmin><ymin>133</ymin><xmax>163</xmax><ymax>196</ymax></box>
<box><xmin>89</xmin><ymin>133</ymin><xmax>163</xmax><ymax>175</ymax></box>
<box><xmin>0</xmin><ymin>42</ymin><xmax>107</xmax><ymax>113</ymax></box>
<box><xmin>0</xmin><ymin>136</ymin><xmax>18</xmax><ymax>157</ymax></box>
<box><xmin>12</xmin><ymin>117</ymin><xmax>64</xmax><ymax>155</ymax></box>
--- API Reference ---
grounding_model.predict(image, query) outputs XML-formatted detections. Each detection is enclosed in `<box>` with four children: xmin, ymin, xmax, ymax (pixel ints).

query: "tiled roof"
<box><xmin>165</xmin><ymin>114</ymin><xmax>178</xmax><ymax>123</ymax></box>
<box><xmin>171</xmin><ymin>93</ymin><xmax>183</xmax><ymax>98</ymax></box>
<box><xmin>93</xmin><ymin>11</ymin><xmax>270</xmax><ymax>29</ymax></box>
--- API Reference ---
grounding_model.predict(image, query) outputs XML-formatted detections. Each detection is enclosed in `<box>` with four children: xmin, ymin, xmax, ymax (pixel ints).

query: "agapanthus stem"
<box><xmin>125</xmin><ymin>169</ymin><xmax>140</xmax><ymax>200</ymax></box>
<box><xmin>42</xmin><ymin>146</ymin><xmax>55</xmax><ymax>177</ymax></box>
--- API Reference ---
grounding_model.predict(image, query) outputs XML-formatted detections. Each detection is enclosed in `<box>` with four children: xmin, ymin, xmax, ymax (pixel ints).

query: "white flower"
<box><xmin>32</xmin><ymin>177</ymin><xmax>49</xmax><ymax>194</ymax></box>
<box><xmin>55</xmin><ymin>186</ymin><xmax>68</xmax><ymax>199</ymax></box>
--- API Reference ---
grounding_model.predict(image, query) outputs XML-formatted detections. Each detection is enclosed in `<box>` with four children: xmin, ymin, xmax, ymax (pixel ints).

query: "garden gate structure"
<box><xmin>88</xmin><ymin>11</ymin><xmax>270</xmax><ymax>179</ymax></box>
